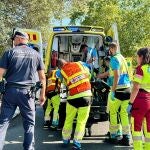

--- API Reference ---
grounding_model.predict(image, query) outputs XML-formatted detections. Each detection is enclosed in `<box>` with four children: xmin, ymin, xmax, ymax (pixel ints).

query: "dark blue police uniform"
<box><xmin>0</xmin><ymin>44</ymin><xmax>44</xmax><ymax>150</ymax></box>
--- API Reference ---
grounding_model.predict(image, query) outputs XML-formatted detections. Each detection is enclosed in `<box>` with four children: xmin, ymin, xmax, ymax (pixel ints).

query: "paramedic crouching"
<box><xmin>57</xmin><ymin>59</ymin><xmax>92</xmax><ymax>150</ymax></box>
<box><xmin>0</xmin><ymin>30</ymin><xmax>46</xmax><ymax>150</ymax></box>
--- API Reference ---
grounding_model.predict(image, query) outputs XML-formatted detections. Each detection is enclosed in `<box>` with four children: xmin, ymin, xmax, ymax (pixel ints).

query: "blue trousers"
<box><xmin>0</xmin><ymin>87</ymin><xmax>35</xmax><ymax>150</ymax></box>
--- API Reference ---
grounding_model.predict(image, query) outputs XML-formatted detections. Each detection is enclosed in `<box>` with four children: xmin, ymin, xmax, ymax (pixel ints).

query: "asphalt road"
<box><xmin>3</xmin><ymin>105</ymin><xmax>133</xmax><ymax>150</ymax></box>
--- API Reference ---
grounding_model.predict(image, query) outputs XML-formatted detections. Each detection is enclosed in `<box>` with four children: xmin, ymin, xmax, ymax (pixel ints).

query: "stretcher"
<box><xmin>85</xmin><ymin>79</ymin><xmax>110</xmax><ymax>136</ymax></box>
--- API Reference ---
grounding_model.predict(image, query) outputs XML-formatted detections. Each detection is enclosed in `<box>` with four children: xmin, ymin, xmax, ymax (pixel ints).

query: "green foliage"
<box><xmin>1</xmin><ymin>0</ymin><xmax>149</xmax><ymax>58</ymax></box>
<box><xmin>0</xmin><ymin>0</ymin><xmax>92</xmax><ymax>56</ymax></box>
<box><xmin>118</xmin><ymin>0</ymin><xmax>150</xmax><ymax>56</ymax></box>
<box><xmin>0</xmin><ymin>0</ymin><xmax>67</xmax><ymax>54</ymax></box>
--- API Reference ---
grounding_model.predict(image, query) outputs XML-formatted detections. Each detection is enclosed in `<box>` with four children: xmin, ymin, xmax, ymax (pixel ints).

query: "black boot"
<box><xmin>118</xmin><ymin>135</ymin><xmax>130</xmax><ymax>146</ymax></box>
<box><xmin>104</xmin><ymin>137</ymin><xmax>118</xmax><ymax>144</ymax></box>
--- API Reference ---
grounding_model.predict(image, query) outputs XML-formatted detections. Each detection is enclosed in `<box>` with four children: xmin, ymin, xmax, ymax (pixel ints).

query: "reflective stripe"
<box><xmin>68</xmin><ymin>72</ymin><xmax>87</xmax><ymax>84</ymax></box>
<box><xmin>67</xmin><ymin>63</ymin><xmax>87</xmax><ymax>84</ymax></box>
<box><xmin>135</xmin><ymin>74</ymin><xmax>143</xmax><ymax>79</ymax></box>
<box><xmin>61</xmin><ymin>62</ymin><xmax>86</xmax><ymax>84</ymax></box>
<box><xmin>132</xmin><ymin>136</ymin><xmax>142</xmax><ymax>141</ymax></box>
<box><xmin>145</xmin><ymin>137</ymin><xmax>150</xmax><ymax>142</ymax></box>
<box><xmin>122</xmin><ymin>125</ymin><xmax>130</xmax><ymax>134</ymax></box>
<box><xmin>62</xmin><ymin>129</ymin><xmax>72</xmax><ymax>134</ymax></box>
<box><xmin>68</xmin><ymin>78</ymin><xmax>89</xmax><ymax>89</ymax></box>
<box><xmin>74</xmin><ymin>131</ymin><xmax>84</xmax><ymax>140</ymax></box>
<box><xmin>110</xmin><ymin>125</ymin><xmax>119</xmax><ymax>133</ymax></box>
<box><xmin>61</xmin><ymin>69</ymin><xmax>68</xmax><ymax>80</ymax></box>
<box><xmin>69</xmin><ymin>82</ymin><xmax>91</xmax><ymax>96</ymax></box>
<box><xmin>62</xmin><ymin>129</ymin><xmax>72</xmax><ymax>139</ymax></box>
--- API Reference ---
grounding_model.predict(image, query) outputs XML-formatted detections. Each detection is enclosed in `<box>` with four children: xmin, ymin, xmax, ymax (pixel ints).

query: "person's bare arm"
<box><xmin>130</xmin><ymin>82</ymin><xmax>140</xmax><ymax>104</ymax></box>
<box><xmin>38</xmin><ymin>70</ymin><xmax>46</xmax><ymax>106</ymax></box>
<box><xmin>0</xmin><ymin>68</ymin><xmax>6</xmax><ymax>80</ymax></box>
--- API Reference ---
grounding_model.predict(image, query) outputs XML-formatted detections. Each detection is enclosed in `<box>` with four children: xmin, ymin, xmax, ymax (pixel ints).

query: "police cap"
<box><xmin>12</xmin><ymin>30</ymin><xmax>29</xmax><ymax>40</ymax></box>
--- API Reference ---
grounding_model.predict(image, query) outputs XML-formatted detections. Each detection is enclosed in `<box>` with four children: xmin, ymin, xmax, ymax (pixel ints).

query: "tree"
<box><xmin>0</xmin><ymin>0</ymin><xmax>70</xmax><ymax>53</ymax></box>
<box><xmin>118</xmin><ymin>0</ymin><xmax>150</xmax><ymax>56</ymax></box>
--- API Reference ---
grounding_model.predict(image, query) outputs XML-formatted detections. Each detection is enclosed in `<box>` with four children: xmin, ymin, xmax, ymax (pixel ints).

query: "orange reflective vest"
<box><xmin>46</xmin><ymin>70</ymin><xmax>60</xmax><ymax>93</ymax></box>
<box><xmin>61</xmin><ymin>62</ymin><xmax>91</xmax><ymax>96</ymax></box>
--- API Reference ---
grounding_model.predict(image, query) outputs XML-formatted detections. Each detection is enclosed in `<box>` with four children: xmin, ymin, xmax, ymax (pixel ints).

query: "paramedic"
<box><xmin>57</xmin><ymin>59</ymin><xmax>92</xmax><ymax>150</ymax></box>
<box><xmin>44</xmin><ymin>69</ymin><xmax>61</xmax><ymax>129</ymax></box>
<box><xmin>127</xmin><ymin>47</ymin><xmax>150</xmax><ymax>150</ymax></box>
<box><xmin>106</xmin><ymin>42</ymin><xmax>131</xmax><ymax>146</ymax></box>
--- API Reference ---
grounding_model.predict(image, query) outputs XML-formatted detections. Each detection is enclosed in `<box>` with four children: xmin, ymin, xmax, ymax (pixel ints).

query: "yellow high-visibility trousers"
<box><xmin>131</xmin><ymin>117</ymin><xmax>150</xmax><ymax>150</ymax></box>
<box><xmin>108</xmin><ymin>92</ymin><xmax>130</xmax><ymax>137</ymax></box>
<box><xmin>62</xmin><ymin>102</ymin><xmax>90</xmax><ymax>141</ymax></box>
<box><xmin>45</xmin><ymin>94</ymin><xmax>60</xmax><ymax>125</ymax></box>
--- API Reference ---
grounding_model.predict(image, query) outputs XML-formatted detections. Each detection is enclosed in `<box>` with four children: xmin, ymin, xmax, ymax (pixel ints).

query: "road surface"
<box><xmin>3</xmin><ymin>105</ymin><xmax>133</xmax><ymax>150</ymax></box>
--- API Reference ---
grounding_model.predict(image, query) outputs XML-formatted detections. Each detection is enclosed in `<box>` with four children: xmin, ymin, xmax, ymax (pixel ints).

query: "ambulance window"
<box><xmin>57</xmin><ymin>36</ymin><xmax>70</xmax><ymax>61</ymax></box>
<box><xmin>51</xmin><ymin>37</ymin><xmax>59</xmax><ymax>69</ymax></box>
<box><xmin>59</xmin><ymin>36</ymin><xmax>69</xmax><ymax>53</ymax></box>
<box><xmin>52</xmin><ymin>37</ymin><xmax>58</xmax><ymax>52</ymax></box>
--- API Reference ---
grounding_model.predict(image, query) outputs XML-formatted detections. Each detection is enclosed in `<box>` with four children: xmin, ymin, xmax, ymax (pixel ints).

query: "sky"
<box><xmin>52</xmin><ymin>18</ymin><xmax>80</xmax><ymax>26</ymax></box>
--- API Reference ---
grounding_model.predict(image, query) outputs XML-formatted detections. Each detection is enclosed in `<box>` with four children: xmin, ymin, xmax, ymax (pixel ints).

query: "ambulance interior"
<box><xmin>50</xmin><ymin>34</ymin><xmax>110</xmax><ymax>123</ymax></box>
<box><xmin>51</xmin><ymin>34</ymin><xmax>107</xmax><ymax>69</ymax></box>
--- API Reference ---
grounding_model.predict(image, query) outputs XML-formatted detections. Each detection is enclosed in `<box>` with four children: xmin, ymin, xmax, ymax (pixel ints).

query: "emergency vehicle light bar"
<box><xmin>53</xmin><ymin>26</ymin><xmax>104</xmax><ymax>33</ymax></box>
<box><xmin>53</xmin><ymin>27</ymin><xmax>66</xmax><ymax>31</ymax></box>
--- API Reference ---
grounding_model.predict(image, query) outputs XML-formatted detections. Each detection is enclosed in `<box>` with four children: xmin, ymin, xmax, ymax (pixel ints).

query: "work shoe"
<box><xmin>118</xmin><ymin>135</ymin><xmax>130</xmax><ymax>146</ymax></box>
<box><xmin>61</xmin><ymin>139</ymin><xmax>70</xmax><ymax>148</ymax></box>
<box><xmin>43</xmin><ymin>120</ymin><xmax>50</xmax><ymax>128</ymax></box>
<box><xmin>72</xmin><ymin>140</ymin><xmax>82</xmax><ymax>150</ymax></box>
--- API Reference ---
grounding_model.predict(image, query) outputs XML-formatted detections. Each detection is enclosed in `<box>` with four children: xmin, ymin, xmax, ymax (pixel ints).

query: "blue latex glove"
<box><xmin>127</xmin><ymin>104</ymin><xmax>132</xmax><ymax>114</ymax></box>
<box><xmin>110</xmin><ymin>91</ymin><xmax>115</xmax><ymax>101</ymax></box>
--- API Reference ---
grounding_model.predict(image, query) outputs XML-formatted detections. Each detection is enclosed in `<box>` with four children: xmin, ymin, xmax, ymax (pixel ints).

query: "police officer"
<box><xmin>0</xmin><ymin>30</ymin><xmax>46</xmax><ymax>150</ymax></box>
<box><xmin>105</xmin><ymin>42</ymin><xmax>131</xmax><ymax>146</ymax></box>
<box><xmin>57</xmin><ymin>59</ymin><xmax>92</xmax><ymax>150</ymax></box>
<box><xmin>127</xmin><ymin>47</ymin><xmax>150</xmax><ymax>150</ymax></box>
